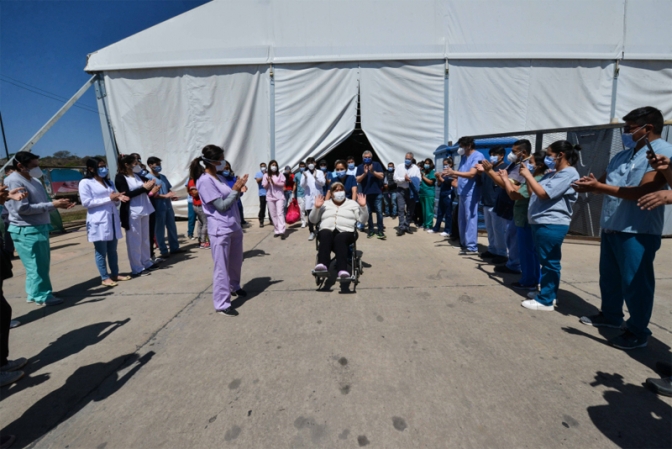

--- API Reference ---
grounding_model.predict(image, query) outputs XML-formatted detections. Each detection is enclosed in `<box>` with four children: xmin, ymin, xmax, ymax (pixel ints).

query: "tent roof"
<box><xmin>85</xmin><ymin>0</ymin><xmax>671</xmax><ymax>72</ymax></box>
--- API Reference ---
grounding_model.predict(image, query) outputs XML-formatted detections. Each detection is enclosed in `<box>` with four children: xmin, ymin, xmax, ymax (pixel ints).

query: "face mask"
<box><xmin>27</xmin><ymin>166</ymin><xmax>43</xmax><ymax>178</ymax></box>
<box><xmin>424</xmin><ymin>164</ymin><xmax>430</xmax><ymax>170</ymax></box>
<box><xmin>222</xmin><ymin>170</ymin><xmax>231</xmax><ymax>177</ymax></box>
<box><xmin>140</xmin><ymin>169</ymin><xmax>149</xmax><ymax>177</ymax></box>
<box><xmin>443</xmin><ymin>165</ymin><xmax>449</xmax><ymax>170</ymax></box>
<box><xmin>388</xmin><ymin>167</ymin><xmax>394</xmax><ymax>172</ymax></box>
<box><xmin>489</xmin><ymin>156</ymin><xmax>500</xmax><ymax>164</ymax></box>
<box><xmin>97</xmin><ymin>167</ymin><xmax>109</xmax><ymax>178</ymax></box>
<box><xmin>347</xmin><ymin>163</ymin><xmax>355</xmax><ymax>170</ymax></box>
<box><xmin>132</xmin><ymin>165</ymin><xmax>142</xmax><ymax>174</ymax></box>
<box><xmin>621</xmin><ymin>125</ymin><xmax>646</xmax><ymax>150</ymax></box>
<box><xmin>525</xmin><ymin>162</ymin><xmax>535</xmax><ymax>172</ymax></box>
<box><xmin>507</xmin><ymin>152</ymin><xmax>518</xmax><ymax>163</ymax></box>
<box><xmin>308</xmin><ymin>164</ymin><xmax>315</xmax><ymax>170</ymax></box>
<box><xmin>404</xmin><ymin>159</ymin><xmax>412</xmax><ymax>166</ymax></box>
<box><xmin>153</xmin><ymin>166</ymin><xmax>162</xmax><ymax>173</ymax></box>
<box><xmin>261</xmin><ymin>166</ymin><xmax>267</xmax><ymax>173</ymax></box>
<box><xmin>270</xmin><ymin>165</ymin><xmax>277</xmax><ymax>172</ymax></box>
<box><xmin>363</xmin><ymin>157</ymin><xmax>372</xmax><ymax>164</ymax></box>
<box><xmin>457</xmin><ymin>148</ymin><xmax>465</xmax><ymax>156</ymax></box>
<box><xmin>333</xmin><ymin>191</ymin><xmax>346</xmax><ymax>202</ymax></box>
<box><xmin>300</xmin><ymin>167</ymin><xmax>306</xmax><ymax>172</ymax></box>
<box><xmin>335</xmin><ymin>170</ymin><xmax>345</xmax><ymax>177</ymax></box>
<box><xmin>544</xmin><ymin>156</ymin><xmax>556</xmax><ymax>170</ymax></box>
<box><xmin>320</xmin><ymin>166</ymin><xmax>327</xmax><ymax>172</ymax></box>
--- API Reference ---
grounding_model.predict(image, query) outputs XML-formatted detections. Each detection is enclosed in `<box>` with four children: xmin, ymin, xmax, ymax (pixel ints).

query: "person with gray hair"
<box><xmin>393</xmin><ymin>152</ymin><xmax>421</xmax><ymax>236</ymax></box>
<box><xmin>355</xmin><ymin>150</ymin><xmax>386</xmax><ymax>239</ymax></box>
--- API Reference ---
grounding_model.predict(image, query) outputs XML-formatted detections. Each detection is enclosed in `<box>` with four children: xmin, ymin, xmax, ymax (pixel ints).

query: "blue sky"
<box><xmin>0</xmin><ymin>0</ymin><xmax>209</xmax><ymax>158</ymax></box>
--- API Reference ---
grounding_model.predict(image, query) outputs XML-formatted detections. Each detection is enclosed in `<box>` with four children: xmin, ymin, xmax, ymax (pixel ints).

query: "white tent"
<box><xmin>85</xmin><ymin>0</ymin><xmax>672</xmax><ymax>216</ymax></box>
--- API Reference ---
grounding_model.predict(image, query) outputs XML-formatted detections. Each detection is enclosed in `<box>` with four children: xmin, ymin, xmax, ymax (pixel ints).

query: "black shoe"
<box><xmin>367</xmin><ymin>232</ymin><xmax>375</xmax><ymax>238</ymax></box>
<box><xmin>130</xmin><ymin>271</ymin><xmax>151</xmax><ymax>278</ymax></box>
<box><xmin>491</xmin><ymin>256</ymin><xmax>508</xmax><ymax>265</ymax></box>
<box><xmin>377</xmin><ymin>232</ymin><xmax>386</xmax><ymax>240</ymax></box>
<box><xmin>494</xmin><ymin>265</ymin><xmax>521</xmax><ymax>274</ymax></box>
<box><xmin>146</xmin><ymin>263</ymin><xmax>160</xmax><ymax>271</ymax></box>
<box><xmin>231</xmin><ymin>289</ymin><xmax>247</xmax><ymax>298</ymax></box>
<box><xmin>281</xmin><ymin>233</ymin><xmax>287</xmax><ymax>240</ymax></box>
<box><xmin>656</xmin><ymin>361</ymin><xmax>672</xmax><ymax>377</ymax></box>
<box><xmin>274</xmin><ymin>233</ymin><xmax>280</xmax><ymax>238</ymax></box>
<box><xmin>217</xmin><ymin>307</ymin><xmax>239</xmax><ymax>317</ymax></box>
<box><xmin>510</xmin><ymin>282</ymin><xmax>537</xmax><ymax>291</ymax></box>
<box><xmin>646</xmin><ymin>377</ymin><xmax>672</xmax><ymax>397</ymax></box>
<box><xmin>396</xmin><ymin>229</ymin><xmax>405</xmax><ymax>236</ymax></box>
<box><xmin>259</xmin><ymin>222</ymin><xmax>264</xmax><ymax>228</ymax></box>
<box><xmin>480</xmin><ymin>251</ymin><xmax>496</xmax><ymax>259</ymax></box>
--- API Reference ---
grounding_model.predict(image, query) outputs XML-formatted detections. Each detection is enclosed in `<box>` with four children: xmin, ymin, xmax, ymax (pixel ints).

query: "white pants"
<box><xmin>126</xmin><ymin>214</ymin><xmax>154</xmax><ymax>274</ymax></box>
<box><xmin>297</xmin><ymin>196</ymin><xmax>307</xmax><ymax>225</ymax></box>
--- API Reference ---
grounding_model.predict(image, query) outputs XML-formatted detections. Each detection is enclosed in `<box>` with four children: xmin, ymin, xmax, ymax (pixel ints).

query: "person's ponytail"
<box><xmin>189</xmin><ymin>157</ymin><xmax>205</xmax><ymax>181</ymax></box>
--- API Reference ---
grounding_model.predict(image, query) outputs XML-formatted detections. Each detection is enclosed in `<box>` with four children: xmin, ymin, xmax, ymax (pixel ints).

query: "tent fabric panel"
<box><xmin>448</xmin><ymin>60</ymin><xmax>615</xmax><ymax>142</ymax></box>
<box><xmin>360</xmin><ymin>61</ymin><xmax>445</xmax><ymax>164</ymax></box>
<box><xmin>623</xmin><ymin>0</ymin><xmax>672</xmax><ymax>60</ymax></box>
<box><xmin>104</xmin><ymin>65</ymin><xmax>270</xmax><ymax>216</ymax></box>
<box><xmin>274</xmin><ymin>63</ymin><xmax>359</xmax><ymax>169</ymax></box>
<box><xmin>616</xmin><ymin>61</ymin><xmax>672</xmax><ymax>120</ymax></box>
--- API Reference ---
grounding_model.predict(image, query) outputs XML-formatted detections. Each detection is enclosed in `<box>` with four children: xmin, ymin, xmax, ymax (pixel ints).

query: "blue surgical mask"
<box><xmin>347</xmin><ymin>163</ymin><xmax>355</xmax><ymax>170</ymax></box>
<box><xmin>97</xmin><ymin>167</ymin><xmax>109</xmax><ymax>178</ymax></box>
<box><xmin>525</xmin><ymin>162</ymin><xmax>535</xmax><ymax>172</ymax></box>
<box><xmin>404</xmin><ymin>159</ymin><xmax>412</xmax><ymax>166</ymax></box>
<box><xmin>320</xmin><ymin>166</ymin><xmax>327</xmax><ymax>172</ymax></box>
<box><xmin>153</xmin><ymin>166</ymin><xmax>162</xmax><ymax>173</ymax></box>
<box><xmin>222</xmin><ymin>170</ymin><xmax>231</xmax><ymax>177</ymax></box>
<box><xmin>335</xmin><ymin>170</ymin><xmax>345</xmax><ymax>177</ymax></box>
<box><xmin>363</xmin><ymin>157</ymin><xmax>372</xmax><ymax>164</ymax></box>
<box><xmin>388</xmin><ymin>167</ymin><xmax>394</xmax><ymax>172</ymax></box>
<box><xmin>300</xmin><ymin>167</ymin><xmax>306</xmax><ymax>172</ymax></box>
<box><xmin>489</xmin><ymin>156</ymin><xmax>500</xmax><ymax>164</ymax></box>
<box><xmin>544</xmin><ymin>156</ymin><xmax>556</xmax><ymax>170</ymax></box>
<box><xmin>621</xmin><ymin>126</ymin><xmax>646</xmax><ymax>150</ymax></box>
<box><xmin>140</xmin><ymin>169</ymin><xmax>149</xmax><ymax>177</ymax></box>
<box><xmin>424</xmin><ymin>164</ymin><xmax>430</xmax><ymax>170</ymax></box>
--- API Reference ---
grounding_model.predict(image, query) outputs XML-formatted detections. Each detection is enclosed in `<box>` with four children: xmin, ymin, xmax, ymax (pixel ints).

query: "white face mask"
<box><xmin>270</xmin><ymin>165</ymin><xmax>277</xmax><ymax>172</ymax></box>
<box><xmin>308</xmin><ymin>164</ymin><xmax>315</xmax><ymax>170</ymax></box>
<box><xmin>132</xmin><ymin>164</ymin><xmax>142</xmax><ymax>174</ymax></box>
<box><xmin>457</xmin><ymin>147</ymin><xmax>465</xmax><ymax>156</ymax></box>
<box><xmin>29</xmin><ymin>166</ymin><xmax>43</xmax><ymax>178</ymax></box>
<box><xmin>507</xmin><ymin>152</ymin><xmax>518</xmax><ymax>163</ymax></box>
<box><xmin>333</xmin><ymin>191</ymin><xmax>346</xmax><ymax>202</ymax></box>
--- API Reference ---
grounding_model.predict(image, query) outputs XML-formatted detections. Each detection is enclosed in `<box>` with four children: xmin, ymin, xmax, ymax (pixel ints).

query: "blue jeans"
<box><xmin>531</xmin><ymin>224</ymin><xmax>569</xmax><ymax>306</ymax></box>
<box><xmin>154</xmin><ymin>204</ymin><xmax>180</xmax><ymax>254</ymax></box>
<box><xmin>187</xmin><ymin>201</ymin><xmax>196</xmax><ymax>237</ymax></box>
<box><xmin>383</xmin><ymin>191</ymin><xmax>398</xmax><ymax>216</ymax></box>
<box><xmin>483</xmin><ymin>206</ymin><xmax>507</xmax><ymax>256</ymax></box>
<box><xmin>366</xmin><ymin>194</ymin><xmax>384</xmax><ymax>234</ymax></box>
<box><xmin>458</xmin><ymin>193</ymin><xmax>480</xmax><ymax>251</ymax></box>
<box><xmin>93</xmin><ymin>239</ymin><xmax>119</xmax><ymax>280</ymax></box>
<box><xmin>505</xmin><ymin>219</ymin><xmax>520</xmax><ymax>271</ymax></box>
<box><xmin>283</xmin><ymin>190</ymin><xmax>292</xmax><ymax>215</ymax></box>
<box><xmin>432</xmin><ymin>191</ymin><xmax>453</xmax><ymax>233</ymax></box>
<box><xmin>599</xmin><ymin>231</ymin><xmax>661</xmax><ymax>339</ymax></box>
<box><xmin>517</xmin><ymin>224</ymin><xmax>540</xmax><ymax>287</ymax></box>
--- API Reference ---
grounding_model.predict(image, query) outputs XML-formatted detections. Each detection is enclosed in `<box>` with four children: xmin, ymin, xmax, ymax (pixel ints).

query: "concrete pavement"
<box><xmin>1</xmin><ymin>218</ymin><xmax>670</xmax><ymax>448</ymax></box>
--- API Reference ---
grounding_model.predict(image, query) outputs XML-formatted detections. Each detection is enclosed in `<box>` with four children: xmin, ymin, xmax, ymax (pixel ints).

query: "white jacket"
<box><xmin>309</xmin><ymin>199</ymin><xmax>369</xmax><ymax>233</ymax></box>
<box><xmin>300</xmin><ymin>169</ymin><xmax>326</xmax><ymax>209</ymax></box>
<box><xmin>393</xmin><ymin>163</ymin><xmax>421</xmax><ymax>189</ymax></box>
<box><xmin>79</xmin><ymin>178</ymin><xmax>123</xmax><ymax>242</ymax></box>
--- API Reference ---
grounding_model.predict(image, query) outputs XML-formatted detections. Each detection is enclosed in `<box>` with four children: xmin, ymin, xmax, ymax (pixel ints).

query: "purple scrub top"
<box><xmin>196</xmin><ymin>173</ymin><xmax>242</xmax><ymax>236</ymax></box>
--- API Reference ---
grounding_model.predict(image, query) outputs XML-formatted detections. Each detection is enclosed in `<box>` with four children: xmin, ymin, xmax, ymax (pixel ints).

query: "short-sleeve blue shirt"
<box><xmin>356</xmin><ymin>162</ymin><xmax>384</xmax><ymax>195</ymax></box>
<box><xmin>600</xmin><ymin>138</ymin><xmax>672</xmax><ymax>235</ymax></box>
<box><xmin>457</xmin><ymin>152</ymin><xmax>485</xmax><ymax>196</ymax></box>
<box><xmin>528</xmin><ymin>167</ymin><xmax>580</xmax><ymax>226</ymax></box>
<box><xmin>332</xmin><ymin>174</ymin><xmax>358</xmax><ymax>199</ymax></box>
<box><xmin>255</xmin><ymin>171</ymin><xmax>267</xmax><ymax>196</ymax></box>
<box><xmin>146</xmin><ymin>172</ymin><xmax>173</xmax><ymax>211</ymax></box>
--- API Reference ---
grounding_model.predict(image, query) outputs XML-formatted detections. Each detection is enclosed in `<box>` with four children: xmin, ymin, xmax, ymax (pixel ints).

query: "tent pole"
<box><xmin>0</xmin><ymin>111</ymin><xmax>9</xmax><ymax>160</ymax></box>
<box><xmin>444</xmin><ymin>59</ymin><xmax>449</xmax><ymax>144</ymax></box>
<box><xmin>609</xmin><ymin>59</ymin><xmax>620</xmax><ymax>123</ymax></box>
<box><xmin>269</xmin><ymin>64</ymin><xmax>276</xmax><ymax>161</ymax></box>
<box><xmin>93</xmin><ymin>74</ymin><xmax>119</xmax><ymax>175</ymax></box>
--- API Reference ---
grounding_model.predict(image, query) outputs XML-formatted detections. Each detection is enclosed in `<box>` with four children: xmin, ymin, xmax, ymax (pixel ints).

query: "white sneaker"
<box><xmin>527</xmin><ymin>292</ymin><xmax>557</xmax><ymax>306</ymax></box>
<box><xmin>521</xmin><ymin>299</ymin><xmax>554</xmax><ymax>311</ymax></box>
<box><xmin>440</xmin><ymin>232</ymin><xmax>450</xmax><ymax>237</ymax></box>
<box><xmin>426</xmin><ymin>229</ymin><xmax>435</xmax><ymax>233</ymax></box>
<box><xmin>301</xmin><ymin>223</ymin><xmax>306</xmax><ymax>228</ymax></box>
<box><xmin>308</xmin><ymin>232</ymin><xmax>315</xmax><ymax>241</ymax></box>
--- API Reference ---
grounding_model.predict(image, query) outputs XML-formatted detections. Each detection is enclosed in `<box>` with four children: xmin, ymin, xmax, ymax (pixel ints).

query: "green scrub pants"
<box><xmin>419</xmin><ymin>193</ymin><xmax>435</xmax><ymax>229</ymax></box>
<box><xmin>8</xmin><ymin>224</ymin><xmax>52</xmax><ymax>304</ymax></box>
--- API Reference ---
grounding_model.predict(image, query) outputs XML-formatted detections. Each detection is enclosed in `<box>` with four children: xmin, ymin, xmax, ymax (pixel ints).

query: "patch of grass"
<box><xmin>60</xmin><ymin>210</ymin><xmax>87</xmax><ymax>223</ymax></box>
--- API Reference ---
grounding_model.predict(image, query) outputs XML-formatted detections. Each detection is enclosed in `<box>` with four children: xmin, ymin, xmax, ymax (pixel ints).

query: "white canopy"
<box><xmin>87</xmin><ymin>0</ymin><xmax>672</xmax><ymax>216</ymax></box>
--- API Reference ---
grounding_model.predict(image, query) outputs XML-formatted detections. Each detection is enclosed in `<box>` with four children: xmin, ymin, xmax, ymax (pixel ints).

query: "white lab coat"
<box><xmin>79</xmin><ymin>178</ymin><xmax>123</xmax><ymax>243</ymax></box>
<box><xmin>393</xmin><ymin>163</ymin><xmax>421</xmax><ymax>189</ymax></box>
<box><xmin>300</xmin><ymin>169</ymin><xmax>326</xmax><ymax>210</ymax></box>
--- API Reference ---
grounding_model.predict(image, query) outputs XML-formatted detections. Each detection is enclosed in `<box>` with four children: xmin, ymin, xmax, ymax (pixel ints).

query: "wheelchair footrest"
<box><xmin>312</xmin><ymin>270</ymin><xmax>330</xmax><ymax>277</ymax></box>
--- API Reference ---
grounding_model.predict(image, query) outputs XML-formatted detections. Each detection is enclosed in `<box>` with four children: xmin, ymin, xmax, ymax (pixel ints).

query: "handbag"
<box><xmin>285</xmin><ymin>198</ymin><xmax>300</xmax><ymax>224</ymax></box>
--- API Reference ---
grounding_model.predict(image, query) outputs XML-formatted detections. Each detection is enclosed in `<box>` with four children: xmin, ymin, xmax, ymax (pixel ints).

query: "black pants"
<box><xmin>258</xmin><ymin>196</ymin><xmax>273</xmax><ymax>225</ymax></box>
<box><xmin>318</xmin><ymin>229</ymin><xmax>355</xmax><ymax>272</ymax></box>
<box><xmin>306</xmin><ymin>209</ymin><xmax>315</xmax><ymax>233</ymax></box>
<box><xmin>1</xmin><ymin>288</ymin><xmax>10</xmax><ymax>366</ymax></box>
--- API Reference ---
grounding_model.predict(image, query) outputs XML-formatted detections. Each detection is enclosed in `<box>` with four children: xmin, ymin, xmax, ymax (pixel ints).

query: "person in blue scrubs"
<box><xmin>445</xmin><ymin>137</ymin><xmax>484</xmax><ymax>255</ymax></box>
<box><xmin>146</xmin><ymin>157</ymin><xmax>181</xmax><ymax>258</ymax></box>
<box><xmin>575</xmin><ymin>106</ymin><xmax>672</xmax><ymax>350</ymax></box>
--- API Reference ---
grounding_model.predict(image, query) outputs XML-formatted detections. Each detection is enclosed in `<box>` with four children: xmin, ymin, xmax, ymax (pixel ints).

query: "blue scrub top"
<box><xmin>457</xmin><ymin>152</ymin><xmax>485</xmax><ymax>196</ymax></box>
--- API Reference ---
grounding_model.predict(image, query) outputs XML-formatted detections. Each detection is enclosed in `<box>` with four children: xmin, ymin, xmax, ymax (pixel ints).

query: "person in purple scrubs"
<box><xmin>192</xmin><ymin>145</ymin><xmax>248</xmax><ymax>317</ymax></box>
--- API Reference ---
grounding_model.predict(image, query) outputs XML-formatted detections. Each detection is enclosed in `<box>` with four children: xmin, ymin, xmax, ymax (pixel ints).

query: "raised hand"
<box><xmin>481</xmin><ymin>159</ymin><xmax>493</xmax><ymax>171</ymax></box>
<box><xmin>638</xmin><ymin>190</ymin><xmax>672</xmax><ymax>211</ymax></box>
<box><xmin>572</xmin><ymin>173</ymin><xmax>599</xmax><ymax>193</ymax></box>
<box><xmin>232</xmin><ymin>174</ymin><xmax>249</xmax><ymax>192</ymax></box>
<box><xmin>356</xmin><ymin>193</ymin><xmax>367</xmax><ymax>207</ymax></box>
<box><xmin>648</xmin><ymin>154</ymin><xmax>670</xmax><ymax>172</ymax></box>
<box><xmin>518</xmin><ymin>161</ymin><xmax>531</xmax><ymax>178</ymax></box>
<box><xmin>314</xmin><ymin>194</ymin><xmax>325</xmax><ymax>209</ymax></box>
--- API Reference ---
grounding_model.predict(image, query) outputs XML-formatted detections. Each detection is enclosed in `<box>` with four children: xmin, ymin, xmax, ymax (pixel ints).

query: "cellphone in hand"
<box><xmin>644</xmin><ymin>137</ymin><xmax>655</xmax><ymax>158</ymax></box>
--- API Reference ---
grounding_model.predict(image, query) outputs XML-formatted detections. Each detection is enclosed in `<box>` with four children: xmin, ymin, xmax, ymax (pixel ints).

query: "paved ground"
<box><xmin>1</xmin><ymin>218</ymin><xmax>670</xmax><ymax>448</ymax></box>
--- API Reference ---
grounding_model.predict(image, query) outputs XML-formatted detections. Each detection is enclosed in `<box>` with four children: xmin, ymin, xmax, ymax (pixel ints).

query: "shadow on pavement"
<box><xmin>243</xmin><ymin>249</ymin><xmax>269</xmax><ymax>259</ymax></box>
<box><xmin>49</xmin><ymin>242</ymin><xmax>81</xmax><ymax>251</ymax></box>
<box><xmin>2</xmin><ymin>351</ymin><xmax>154</xmax><ymax>448</ymax></box>
<box><xmin>1</xmin><ymin>320</ymin><xmax>130</xmax><ymax>401</ymax></box>
<box><xmin>232</xmin><ymin>277</ymin><xmax>283</xmax><ymax>309</ymax></box>
<box><xmin>587</xmin><ymin>371</ymin><xmax>671</xmax><ymax>449</ymax></box>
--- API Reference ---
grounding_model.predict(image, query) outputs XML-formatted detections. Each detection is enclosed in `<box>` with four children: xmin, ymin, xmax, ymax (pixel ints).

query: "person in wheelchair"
<box><xmin>309</xmin><ymin>183</ymin><xmax>368</xmax><ymax>279</ymax></box>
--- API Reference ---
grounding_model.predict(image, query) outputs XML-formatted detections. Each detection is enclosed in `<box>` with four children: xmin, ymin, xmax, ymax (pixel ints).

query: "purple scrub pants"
<box><xmin>210</xmin><ymin>229</ymin><xmax>243</xmax><ymax>311</ymax></box>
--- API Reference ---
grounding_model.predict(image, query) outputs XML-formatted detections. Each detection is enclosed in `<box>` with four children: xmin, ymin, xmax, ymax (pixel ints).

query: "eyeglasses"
<box><xmin>623</xmin><ymin>124</ymin><xmax>647</xmax><ymax>133</ymax></box>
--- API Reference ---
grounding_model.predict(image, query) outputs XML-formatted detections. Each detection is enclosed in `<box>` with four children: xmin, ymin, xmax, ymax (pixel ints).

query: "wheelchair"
<box><xmin>311</xmin><ymin>227</ymin><xmax>364</xmax><ymax>290</ymax></box>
